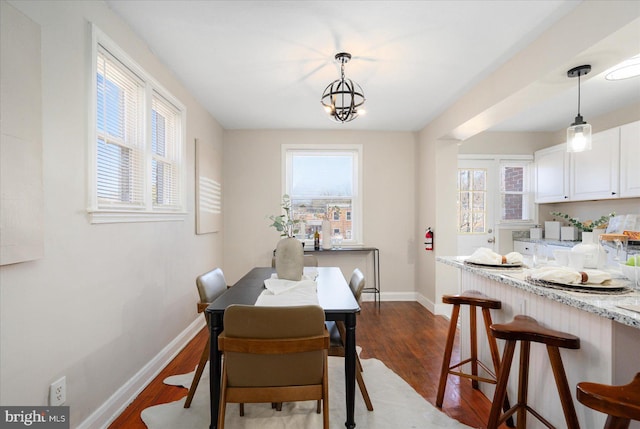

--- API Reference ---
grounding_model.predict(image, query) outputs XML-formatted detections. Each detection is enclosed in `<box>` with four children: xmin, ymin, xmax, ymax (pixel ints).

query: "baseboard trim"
<box><xmin>76</xmin><ymin>316</ymin><xmax>206</xmax><ymax>429</ymax></box>
<box><xmin>361</xmin><ymin>291</ymin><xmax>419</xmax><ymax>302</ymax></box>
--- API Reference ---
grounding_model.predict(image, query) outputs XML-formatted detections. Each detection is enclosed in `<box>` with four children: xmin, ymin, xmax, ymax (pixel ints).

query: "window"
<box><xmin>457</xmin><ymin>156</ymin><xmax>534</xmax><ymax>234</ymax></box>
<box><xmin>89</xmin><ymin>25</ymin><xmax>186</xmax><ymax>223</ymax></box>
<box><xmin>499</xmin><ymin>161</ymin><xmax>533</xmax><ymax>223</ymax></box>
<box><xmin>457</xmin><ymin>168</ymin><xmax>487</xmax><ymax>233</ymax></box>
<box><xmin>283</xmin><ymin>145</ymin><xmax>362</xmax><ymax>246</ymax></box>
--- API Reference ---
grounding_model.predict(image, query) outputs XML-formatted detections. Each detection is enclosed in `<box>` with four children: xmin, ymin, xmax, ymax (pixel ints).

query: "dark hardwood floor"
<box><xmin>109</xmin><ymin>301</ymin><xmax>502</xmax><ymax>428</ymax></box>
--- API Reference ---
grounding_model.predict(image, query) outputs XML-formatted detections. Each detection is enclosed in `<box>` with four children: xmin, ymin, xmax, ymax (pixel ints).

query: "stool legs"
<box><xmin>437</xmin><ymin>302</ymin><xmax>513</xmax><ymax>427</ymax></box>
<box><xmin>488</xmin><ymin>339</ymin><xmax>580</xmax><ymax>429</ymax></box>
<box><xmin>547</xmin><ymin>345</ymin><xmax>579</xmax><ymax>429</ymax></box>
<box><xmin>436</xmin><ymin>304</ymin><xmax>461</xmax><ymax>407</ymax></box>
<box><xmin>488</xmin><ymin>339</ymin><xmax>517</xmax><ymax>429</ymax></box>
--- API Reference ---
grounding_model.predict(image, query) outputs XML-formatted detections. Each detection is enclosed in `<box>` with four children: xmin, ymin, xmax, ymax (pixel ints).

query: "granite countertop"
<box><xmin>437</xmin><ymin>256</ymin><xmax>640</xmax><ymax>329</ymax></box>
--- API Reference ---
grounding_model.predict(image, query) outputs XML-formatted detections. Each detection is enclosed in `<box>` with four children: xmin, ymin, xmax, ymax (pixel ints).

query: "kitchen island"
<box><xmin>437</xmin><ymin>256</ymin><xmax>640</xmax><ymax>429</ymax></box>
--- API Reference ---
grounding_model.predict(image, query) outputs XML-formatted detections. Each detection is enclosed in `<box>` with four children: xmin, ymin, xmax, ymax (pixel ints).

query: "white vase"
<box><xmin>275</xmin><ymin>237</ymin><xmax>304</xmax><ymax>281</ymax></box>
<box><xmin>571</xmin><ymin>231</ymin><xmax>606</xmax><ymax>269</ymax></box>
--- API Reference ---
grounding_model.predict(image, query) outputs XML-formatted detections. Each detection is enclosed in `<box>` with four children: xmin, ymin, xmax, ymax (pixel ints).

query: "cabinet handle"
<box><xmin>612</xmin><ymin>192</ymin><xmax>617</xmax><ymax>195</ymax></box>
<box><xmin>564</xmin><ymin>196</ymin><xmax>569</xmax><ymax>199</ymax></box>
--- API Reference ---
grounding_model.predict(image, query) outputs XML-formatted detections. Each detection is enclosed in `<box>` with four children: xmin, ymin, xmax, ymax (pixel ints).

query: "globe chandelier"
<box><xmin>321</xmin><ymin>52</ymin><xmax>366</xmax><ymax>123</ymax></box>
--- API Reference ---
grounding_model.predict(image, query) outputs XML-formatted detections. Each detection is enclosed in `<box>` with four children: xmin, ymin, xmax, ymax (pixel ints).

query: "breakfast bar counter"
<box><xmin>437</xmin><ymin>256</ymin><xmax>640</xmax><ymax>429</ymax></box>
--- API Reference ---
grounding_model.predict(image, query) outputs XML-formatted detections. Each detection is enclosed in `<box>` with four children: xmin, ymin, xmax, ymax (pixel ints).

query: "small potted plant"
<box><xmin>268</xmin><ymin>194</ymin><xmax>301</xmax><ymax>238</ymax></box>
<box><xmin>268</xmin><ymin>195</ymin><xmax>303</xmax><ymax>280</ymax></box>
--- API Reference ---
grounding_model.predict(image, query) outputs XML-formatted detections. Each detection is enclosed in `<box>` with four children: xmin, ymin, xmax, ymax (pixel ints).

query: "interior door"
<box><xmin>457</xmin><ymin>158</ymin><xmax>497</xmax><ymax>256</ymax></box>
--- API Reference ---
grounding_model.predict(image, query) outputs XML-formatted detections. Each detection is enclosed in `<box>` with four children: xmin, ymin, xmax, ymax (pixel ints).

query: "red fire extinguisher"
<box><xmin>424</xmin><ymin>227</ymin><xmax>433</xmax><ymax>251</ymax></box>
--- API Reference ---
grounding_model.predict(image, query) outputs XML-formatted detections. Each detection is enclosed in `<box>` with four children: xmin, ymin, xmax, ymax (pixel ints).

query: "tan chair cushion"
<box><xmin>222</xmin><ymin>305</ymin><xmax>326</xmax><ymax>387</ymax></box>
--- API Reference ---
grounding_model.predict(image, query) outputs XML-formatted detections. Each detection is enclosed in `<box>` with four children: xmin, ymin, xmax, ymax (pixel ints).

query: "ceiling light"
<box><xmin>605</xmin><ymin>55</ymin><xmax>640</xmax><ymax>81</ymax></box>
<box><xmin>321</xmin><ymin>53</ymin><xmax>365</xmax><ymax>123</ymax></box>
<box><xmin>566</xmin><ymin>65</ymin><xmax>592</xmax><ymax>153</ymax></box>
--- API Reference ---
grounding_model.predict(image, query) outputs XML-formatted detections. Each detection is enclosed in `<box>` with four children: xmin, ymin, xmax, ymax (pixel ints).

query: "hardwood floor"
<box><xmin>109</xmin><ymin>301</ymin><xmax>502</xmax><ymax>428</ymax></box>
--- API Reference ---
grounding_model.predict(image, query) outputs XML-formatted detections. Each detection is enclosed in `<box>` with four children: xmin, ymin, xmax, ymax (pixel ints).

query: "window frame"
<box><xmin>88</xmin><ymin>24</ymin><xmax>187</xmax><ymax>224</ymax></box>
<box><xmin>457</xmin><ymin>154</ymin><xmax>536</xmax><ymax>236</ymax></box>
<box><xmin>498</xmin><ymin>159</ymin><xmax>535</xmax><ymax>224</ymax></box>
<box><xmin>282</xmin><ymin>144</ymin><xmax>363</xmax><ymax>247</ymax></box>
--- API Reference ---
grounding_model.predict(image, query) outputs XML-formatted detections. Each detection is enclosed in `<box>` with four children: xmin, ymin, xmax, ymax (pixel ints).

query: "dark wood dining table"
<box><xmin>205</xmin><ymin>266</ymin><xmax>361</xmax><ymax>429</ymax></box>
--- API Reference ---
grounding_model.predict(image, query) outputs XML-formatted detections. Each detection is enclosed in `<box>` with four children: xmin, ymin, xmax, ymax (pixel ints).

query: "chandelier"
<box><xmin>321</xmin><ymin>52</ymin><xmax>366</xmax><ymax>123</ymax></box>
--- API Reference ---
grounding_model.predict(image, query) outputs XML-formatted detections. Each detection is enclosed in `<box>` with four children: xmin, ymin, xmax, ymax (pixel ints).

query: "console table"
<box><xmin>308</xmin><ymin>247</ymin><xmax>380</xmax><ymax>305</ymax></box>
<box><xmin>274</xmin><ymin>246</ymin><xmax>381</xmax><ymax>305</ymax></box>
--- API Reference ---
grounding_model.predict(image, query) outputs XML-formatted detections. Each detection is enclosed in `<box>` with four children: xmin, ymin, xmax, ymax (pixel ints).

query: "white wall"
<box><xmin>222</xmin><ymin>130</ymin><xmax>417</xmax><ymax>300</ymax></box>
<box><xmin>0</xmin><ymin>1</ymin><xmax>224</xmax><ymax>427</ymax></box>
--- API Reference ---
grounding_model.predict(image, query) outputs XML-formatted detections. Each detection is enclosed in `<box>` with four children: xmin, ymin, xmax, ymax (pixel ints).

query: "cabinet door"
<box><xmin>513</xmin><ymin>240</ymin><xmax>533</xmax><ymax>255</ymax></box>
<box><xmin>620</xmin><ymin>121</ymin><xmax>640</xmax><ymax>198</ymax></box>
<box><xmin>535</xmin><ymin>144</ymin><xmax>568</xmax><ymax>203</ymax></box>
<box><xmin>570</xmin><ymin>127</ymin><xmax>620</xmax><ymax>201</ymax></box>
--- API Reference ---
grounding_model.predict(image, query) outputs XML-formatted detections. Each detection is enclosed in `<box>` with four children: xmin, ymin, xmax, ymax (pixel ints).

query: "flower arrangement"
<box><xmin>268</xmin><ymin>194</ymin><xmax>301</xmax><ymax>238</ymax></box>
<box><xmin>550</xmin><ymin>211</ymin><xmax>615</xmax><ymax>232</ymax></box>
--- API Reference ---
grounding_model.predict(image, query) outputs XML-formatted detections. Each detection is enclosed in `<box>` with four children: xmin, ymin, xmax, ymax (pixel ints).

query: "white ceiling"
<box><xmin>105</xmin><ymin>0</ymin><xmax>640</xmax><ymax>134</ymax></box>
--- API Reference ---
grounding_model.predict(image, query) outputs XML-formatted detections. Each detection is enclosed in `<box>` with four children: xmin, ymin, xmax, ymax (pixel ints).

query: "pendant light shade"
<box><xmin>566</xmin><ymin>65</ymin><xmax>592</xmax><ymax>153</ymax></box>
<box><xmin>321</xmin><ymin>53</ymin><xmax>366</xmax><ymax>123</ymax></box>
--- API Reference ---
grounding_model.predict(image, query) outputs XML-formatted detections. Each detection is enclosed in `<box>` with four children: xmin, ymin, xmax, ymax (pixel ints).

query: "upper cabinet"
<box><xmin>620</xmin><ymin>121</ymin><xmax>640</xmax><ymax>198</ymax></box>
<box><xmin>570</xmin><ymin>127</ymin><xmax>619</xmax><ymax>201</ymax></box>
<box><xmin>534</xmin><ymin>121</ymin><xmax>638</xmax><ymax>203</ymax></box>
<box><xmin>535</xmin><ymin>144</ymin><xmax>569</xmax><ymax>203</ymax></box>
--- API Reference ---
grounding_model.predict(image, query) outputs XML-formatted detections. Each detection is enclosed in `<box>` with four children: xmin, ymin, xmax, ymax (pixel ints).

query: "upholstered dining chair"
<box><xmin>271</xmin><ymin>254</ymin><xmax>319</xmax><ymax>268</ymax></box>
<box><xmin>217</xmin><ymin>304</ymin><xmax>330</xmax><ymax>429</ymax></box>
<box><xmin>183</xmin><ymin>267</ymin><xmax>228</xmax><ymax>408</ymax></box>
<box><xmin>327</xmin><ymin>268</ymin><xmax>373</xmax><ymax>411</ymax></box>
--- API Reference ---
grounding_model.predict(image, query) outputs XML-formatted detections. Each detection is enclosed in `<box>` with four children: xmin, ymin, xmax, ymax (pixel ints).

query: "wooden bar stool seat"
<box><xmin>576</xmin><ymin>372</ymin><xmax>640</xmax><ymax>429</ymax></box>
<box><xmin>436</xmin><ymin>291</ymin><xmax>513</xmax><ymax>427</ymax></box>
<box><xmin>487</xmin><ymin>315</ymin><xmax>581</xmax><ymax>429</ymax></box>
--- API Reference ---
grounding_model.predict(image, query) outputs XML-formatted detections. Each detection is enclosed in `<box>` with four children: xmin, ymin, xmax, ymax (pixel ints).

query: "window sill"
<box><xmin>88</xmin><ymin>210</ymin><xmax>187</xmax><ymax>224</ymax></box>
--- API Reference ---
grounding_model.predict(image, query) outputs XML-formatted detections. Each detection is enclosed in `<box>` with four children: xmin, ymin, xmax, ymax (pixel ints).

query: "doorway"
<box><xmin>457</xmin><ymin>158</ymin><xmax>497</xmax><ymax>256</ymax></box>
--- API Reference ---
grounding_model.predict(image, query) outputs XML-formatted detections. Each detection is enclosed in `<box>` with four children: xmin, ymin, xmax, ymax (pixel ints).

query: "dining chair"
<box><xmin>217</xmin><ymin>304</ymin><xmax>330</xmax><ymax>429</ymax></box>
<box><xmin>271</xmin><ymin>254</ymin><xmax>319</xmax><ymax>268</ymax></box>
<box><xmin>327</xmin><ymin>268</ymin><xmax>374</xmax><ymax>411</ymax></box>
<box><xmin>183</xmin><ymin>267</ymin><xmax>228</xmax><ymax>408</ymax></box>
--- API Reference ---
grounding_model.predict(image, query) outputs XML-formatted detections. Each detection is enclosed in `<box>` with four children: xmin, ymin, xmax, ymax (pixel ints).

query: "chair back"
<box><xmin>196</xmin><ymin>268</ymin><xmax>227</xmax><ymax>323</ymax></box>
<box><xmin>221</xmin><ymin>305</ymin><xmax>327</xmax><ymax>388</ymax></box>
<box><xmin>349</xmin><ymin>268</ymin><xmax>365</xmax><ymax>304</ymax></box>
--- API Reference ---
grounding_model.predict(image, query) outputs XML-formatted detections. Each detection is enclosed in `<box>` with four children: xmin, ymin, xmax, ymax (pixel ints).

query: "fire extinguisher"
<box><xmin>424</xmin><ymin>227</ymin><xmax>434</xmax><ymax>251</ymax></box>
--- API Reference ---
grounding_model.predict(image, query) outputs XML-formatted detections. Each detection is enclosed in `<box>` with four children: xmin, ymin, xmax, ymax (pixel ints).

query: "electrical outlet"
<box><xmin>49</xmin><ymin>376</ymin><xmax>66</xmax><ymax>406</ymax></box>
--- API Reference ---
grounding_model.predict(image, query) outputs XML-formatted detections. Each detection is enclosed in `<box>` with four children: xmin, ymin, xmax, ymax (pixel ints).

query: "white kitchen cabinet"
<box><xmin>620</xmin><ymin>120</ymin><xmax>640</xmax><ymax>198</ymax></box>
<box><xmin>570</xmin><ymin>127</ymin><xmax>620</xmax><ymax>201</ymax></box>
<box><xmin>513</xmin><ymin>240</ymin><xmax>533</xmax><ymax>255</ymax></box>
<box><xmin>534</xmin><ymin>144</ymin><xmax>569</xmax><ymax>203</ymax></box>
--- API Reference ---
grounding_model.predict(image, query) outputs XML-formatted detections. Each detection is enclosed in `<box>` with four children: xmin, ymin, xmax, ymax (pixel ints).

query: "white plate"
<box><xmin>527</xmin><ymin>277</ymin><xmax>630</xmax><ymax>293</ymax></box>
<box><xmin>465</xmin><ymin>261</ymin><xmax>522</xmax><ymax>268</ymax></box>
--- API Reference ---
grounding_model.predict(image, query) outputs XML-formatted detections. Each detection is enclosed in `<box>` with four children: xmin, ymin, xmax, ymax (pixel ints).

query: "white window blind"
<box><xmin>96</xmin><ymin>46</ymin><xmax>145</xmax><ymax>209</ymax></box>
<box><xmin>89</xmin><ymin>25</ymin><xmax>186</xmax><ymax>223</ymax></box>
<box><xmin>151</xmin><ymin>93</ymin><xmax>181</xmax><ymax>209</ymax></box>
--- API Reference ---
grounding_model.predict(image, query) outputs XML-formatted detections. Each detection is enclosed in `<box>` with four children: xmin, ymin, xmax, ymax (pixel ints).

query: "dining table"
<box><xmin>205</xmin><ymin>266</ymin><xmax>361</xmax><ymax>429</ymax></box>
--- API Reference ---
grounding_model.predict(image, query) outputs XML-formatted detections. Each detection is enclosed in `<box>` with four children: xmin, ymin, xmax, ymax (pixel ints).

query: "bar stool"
<box><xmin>487</xmin><ymin>315</ymin><xmax>581</xmax><ymax>429</ymax></box>
<box><xmin>436</xmin><ymin>291</ymin><xmax>513</xmax><ymax>426</ymax></box>
<box><xmin>576</xmin><ymin>373</ymin><xmax>640</xmax><ymax>429</ymax></box>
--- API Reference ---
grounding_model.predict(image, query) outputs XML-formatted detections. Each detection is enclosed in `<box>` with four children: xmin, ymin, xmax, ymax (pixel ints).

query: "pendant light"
<box><xmin>566</xmin><ymin>65</ymin><xmax>592</xmax><ymax>153</ymax></box>
<box><xmin>320</xmin><ymin>52</ymin><xmax>366</xmax><ymax>123</ymax></box>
